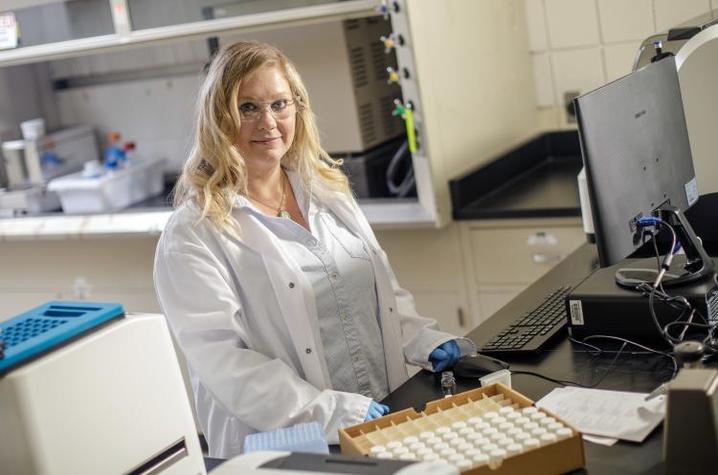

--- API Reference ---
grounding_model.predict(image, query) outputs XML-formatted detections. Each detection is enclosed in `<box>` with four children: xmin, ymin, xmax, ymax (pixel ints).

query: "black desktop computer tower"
<box><xmin>566</xmin><ymin>257</ymin><xmax>718</xmax><ymax>346</ymax></box>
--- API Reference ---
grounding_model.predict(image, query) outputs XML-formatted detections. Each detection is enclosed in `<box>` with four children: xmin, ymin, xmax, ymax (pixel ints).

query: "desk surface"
<box><xmin>383</xmin><ymin>243</ymin><xmax>672</xmax><ymax>474</ymax></box>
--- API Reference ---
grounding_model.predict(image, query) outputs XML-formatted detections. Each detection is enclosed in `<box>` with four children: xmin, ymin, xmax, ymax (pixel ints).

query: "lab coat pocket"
<box><xmin>323</xmin><ymin>214</ymin><xmax>371</xmax><ymax>261</ymax></box>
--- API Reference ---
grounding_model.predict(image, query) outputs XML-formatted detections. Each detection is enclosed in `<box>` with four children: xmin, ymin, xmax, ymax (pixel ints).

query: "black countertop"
<box><xmin>451</xmin><ymin>131</ymin><xmax>583</xmax><ymax>220</ymax></box>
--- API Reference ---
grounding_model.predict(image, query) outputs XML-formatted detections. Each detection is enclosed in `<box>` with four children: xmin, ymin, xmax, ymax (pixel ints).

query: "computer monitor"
<box><xmin>575</xmin><ymin>56</ymin><xmax>713</xmax><ymax>287</ymax></box>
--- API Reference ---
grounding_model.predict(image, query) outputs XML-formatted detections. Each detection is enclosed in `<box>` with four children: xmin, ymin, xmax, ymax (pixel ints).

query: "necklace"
<box><xmin>248</xmin><ymin>172</ymin><xmax>291</xmax><ymax>219</ymax></box>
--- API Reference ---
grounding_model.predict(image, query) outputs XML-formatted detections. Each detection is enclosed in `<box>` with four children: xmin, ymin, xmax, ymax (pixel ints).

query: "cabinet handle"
<box><xmin>532</xmin><ymin>253</ymin><xmax>564</xmax><ymax>264</ymax></box>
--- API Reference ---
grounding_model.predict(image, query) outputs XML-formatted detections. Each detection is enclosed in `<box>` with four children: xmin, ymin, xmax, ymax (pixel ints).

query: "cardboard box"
<box><xmin>339</xmin><ymin>384</ymin><xmax>585</xmax><ymax>474</ymax></box>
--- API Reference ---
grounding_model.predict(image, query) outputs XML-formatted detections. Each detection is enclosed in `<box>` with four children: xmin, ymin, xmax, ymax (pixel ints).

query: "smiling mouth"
<box><xmin>252</xmin><ymin>137</ymin><xmax>281</xmax><ymax>144</ymax></box>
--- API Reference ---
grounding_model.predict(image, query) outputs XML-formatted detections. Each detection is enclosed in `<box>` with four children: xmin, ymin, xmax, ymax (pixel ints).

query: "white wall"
<box><xmin>525</xmin><ymin>0</ymin><xmax>717</xmax><ymax>127</ymax></box>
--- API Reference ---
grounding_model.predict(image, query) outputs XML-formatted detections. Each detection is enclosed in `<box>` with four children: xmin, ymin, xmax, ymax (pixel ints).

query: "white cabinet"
<box><xmin>459</xmin><ymin>217</ymin><xmax>585</xmax><ymax>323</ymax></box>
<box><xmin>375</xmin><ymin>223</ymin><xmax>472</xmax><ymax>335</ymax></box>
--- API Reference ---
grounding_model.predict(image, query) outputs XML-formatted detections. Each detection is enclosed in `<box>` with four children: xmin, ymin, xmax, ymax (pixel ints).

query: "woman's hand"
<box><xmin>429</xmin><ymin>340</ymin><xmax>461</xmax><ymax>372</ymax></box>
<box><xmin>364</xmin><ymin>401</ymin><xmax>391</xmax><ymax>421</ymax></box>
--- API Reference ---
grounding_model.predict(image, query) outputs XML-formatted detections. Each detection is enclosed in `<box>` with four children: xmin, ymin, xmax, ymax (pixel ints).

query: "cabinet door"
<box><xmin>475</xmin><ymin>285</ymin><xmax>526</xmax><ymax>323</ymax></box>
<box><xmin>469</xmin><ymin>223</ymin><xmax>585</xmax><ymax>285</ymax></box>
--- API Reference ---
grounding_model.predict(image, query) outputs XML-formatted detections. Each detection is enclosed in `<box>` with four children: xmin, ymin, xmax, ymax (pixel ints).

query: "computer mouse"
<box><xmin>453</xmin><ymin>354</ymin><xmax>510</xmax><ymax>379</ymax></box>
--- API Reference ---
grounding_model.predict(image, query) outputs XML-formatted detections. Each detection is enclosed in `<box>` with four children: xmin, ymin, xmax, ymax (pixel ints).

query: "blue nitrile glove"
<box><xmin>364</xmin><ymin>401</ymin><xmax>390</xmax><ymax>421</ymax></box>
<box><xmin>429</xmin><ymin>340</ymin><xmax>461</xmax><ymax>372</ymax></box>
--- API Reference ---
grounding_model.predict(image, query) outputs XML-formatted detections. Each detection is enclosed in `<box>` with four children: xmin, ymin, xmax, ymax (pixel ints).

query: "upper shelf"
<box><xmin>0</xmin><ymin>0</ymin><xmax>379</xmax><ymax>67</ymax></box>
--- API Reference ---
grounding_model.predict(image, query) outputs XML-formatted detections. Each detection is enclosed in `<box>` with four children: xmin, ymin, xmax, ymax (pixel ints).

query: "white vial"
<box><xmin>436</xmin><ymin>426</ymin><xmax>451</xmax><ymax>435</ymax></box>
<box><xmin>441</xmin><ymin>431</ymin><xmax>458</xmax><ymax>442</ymax></box>
<box><xmin>464</xmin><ymin>448</ymin><xmax>481</xmax><ymax>458</ymax></box>
<box><xmin>448</xmin><ymin>453</ymin><xmax>466</xmax><ymax>464</ymax></box>
<box><xmin>556</xmin><ymin>428</ymin><xmax>574</xmax><ymax>440</ymax></box>
<box><xmin>439</xmin><ymin>448</ymin><xmax>456</xmax><ymax>458</ymax></box>
<box><xmin>540</xmin><ymin>433</ymin><xmax>558</xmax><ymax>445</ymax></box>
<box><xmin>498</xmin><ymin>422</ymin><xmax>514</xmax><ymax>432</ymax></box>
<box><xmin>530</xmin><ymin>427</ymin><xmax>547</xmax><ymax>438</ymax></box>
<box><xmin>467</xmin><ymin>417</ymin><xmax>482</xmax><ymax>425</ymax></box>
<box><xmin>386</xmin><ymin>441</ymin><xmax>402</xmax><ymax>450</ymax></box>
<box><xmin>523</xmin><ymin>438</ymin><xmax>540</xmax><ymax>451</ymax></box>
<box><xmin>456</xmin><ymin>459</ymin><xmax>473</xmax><ymax>470</ymax></box>
<box><xmin>522</xmin><ymin>407</ymin><xmax>538</xmax><ymax>416</ymax></box>
<box><xmin>451</xmin><ymin>421</ymin><xmax>468</xmax><ymax>430</ymax></box>
<box><xmin>499</xmin><ymin>407</ymin><xmax>515</xmax><ymax>415</ymax></box>
<box><xmin>497</xmin><ymin>437</ymin><xmax>514</xmax><ymax>448</ymax></box>
<box><xmin>449</xmin><ymin>438</ymin><xmax>466</xmax><ymax>447</ymax></box>
<box><xmin>506</xmin><ymin>443</ymin><xmax>523</xmax><ymax>456</ymax></box>
<box><xmin>376</xmin><ymin>452</ymin><xmax>394</xmax><ymax>459</ymax></box>
<box><xmin>393</xmin><ymin>446</ymin><xmax>409</xmax><ymax>456</ymax></box>
<box><xmin>515</xmin><ymin>417</ymin><xmax>531</xmax><ymax>426</ymax></box>
<box><xmin>482</xmin><ymin>443</ymin><xmax>499</xmax><ymax>452</ymax></box>
<box><xmin>457</xmin><ymin>443</ymin><xmax>474</xmax><ymax>453</ymax></box>
<box><xmin>403</xmin><ymin>436</ymin><xmax>419</xmax><ymax>445</ymax></box>
<box><xmin>416</xmin><ymin>447</ymin><xmax>433</xmax><ymax>457</ymax></box>
<box><xmin>422</xmin><ymin>453</ymin><xmax>439</xmax><ymax>462</ymax></box>
<box><xmin>530</xmin><ymin>412</ymin><xmax>545</xmax><ymax>421</ymax></box>
<box><xmin>475</xmin><ymin>421</ymin><xmax>491</xmax><ymax>431</ymax></box>
<box><xmin>483</xmin><ymin>411</ymin><xmax>500</xmax><ymax>421</ymax></box>
<box><xmin>426</xmin><ymin>437</ymin><xmax>443</xmax><ymax>446</ymax></box>
<box><xmin>458</xmin><ymin>427</ymin><xmax>475</xmax><ymax>437</ymax></box>
<box><xmin>472</xmin><ymin>453</ymin><xmax>490</xmax><ymax>467</ymax></box>
<box><xmin>369</xmin><ymin>445</ymin><xmax>386</xmax><ymax>455</ymax></box>
<box><xmin>419</xmin><ymin>431</ymin><xmax>435</xmax><ymax>441</ymax></box>
<box><xmin>489</xmin><ymin>448</ymin><xmax>507</xmax><ymax>462</ymax></box>
<box><xmin>523</xmin><ymin>422</ymin><xmax>539</xmax><ymax>431</ymax></box>
<box><xmin>482</xmin><ymin>427</ymin><xmax>498</xmax><ymax>437</ymax></box>
<box><xmin>539</xmin><ymin>416</ymin><xmax>557</xmax><ymax>427</ymax></box>
<box><xmin>507</xmin><ymin>427</ymin><xmax>522</xmax><ymax>438</ymax></box>
<box><xmin>489</xmin><ymin>432</ymin><xmax>505</xmax><ymax>442</ymax></box>
<box><xmin>409</xmin><ymin>442</ymin><xmax>425</xmax><ymax>452</ymax></box>
<box><xmin>506</xmin><ymin>412</ymin><xmax>522</xmax><ymax>421</ymax></box>
<box><xmin>399</xmin><ymin>453</ymin><xmax>416</xmax><ymax>461</ymax></box>
<box><xmin>493</xmin><ymin>416</ymin><xmax>507</xmax><ymax>425</ymax></box>
<box><xmin>515</xmin><ymin>432</ymin><xmax>531</xmax><ymax>443</ymax></box>
<box><xmin>433</xmin><ymin>442</ymin><xmax>450</xmax><ymax>452</ymax></box>
<box><xmin>547</xmin><ymin>422</ymin><xmax>564</xmax><ymax>432</ymax></box>
<box><xmin>471</xmin><ymin>436</ymin><xmax>490</xmax><ymax>448</ymax></box>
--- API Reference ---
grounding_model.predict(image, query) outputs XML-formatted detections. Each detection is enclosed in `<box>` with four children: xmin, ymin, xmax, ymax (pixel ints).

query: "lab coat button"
<box><xmin>289</xmin><ymin>282</ymin><xmax>295</xmax><ymax>288</ymax></box>
<box><xmin>330</xmin><ymin>272</ymin><xmax>338</xmax><ymax>280</ymax></box>
<box><xmin>305</xmin><ymin>348</ymin><xmax>312</xmax><ymax>354</ymax></box>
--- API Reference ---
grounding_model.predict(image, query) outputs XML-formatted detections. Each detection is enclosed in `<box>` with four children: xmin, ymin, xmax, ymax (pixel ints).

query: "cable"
<box><xmin>581</xmin><ymin>334</ymin><xmax>678</xmax><ymax>378</ymax></box>
<box><xmin>509</xmin><ymin>370</ymin><xmax>587</xmax><ymax>388</ymax></box>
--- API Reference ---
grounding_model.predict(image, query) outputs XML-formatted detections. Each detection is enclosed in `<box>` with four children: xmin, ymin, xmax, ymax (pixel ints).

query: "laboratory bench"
<box><xmin>382</xmin><ymin>243</ymin><xmax>667</xmax><ymax>474</ymax></box>
<box><xmin>450</xmin><ymin>130</ymin><xmax>583</xmax><ymax>220</ymax></box>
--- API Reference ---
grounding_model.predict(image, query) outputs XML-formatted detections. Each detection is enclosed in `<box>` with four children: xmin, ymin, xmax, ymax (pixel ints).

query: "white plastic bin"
<box><xmin>48</xmin><ymin>158</ymin><xmax>165</xmax><ymax>214</ymax></box>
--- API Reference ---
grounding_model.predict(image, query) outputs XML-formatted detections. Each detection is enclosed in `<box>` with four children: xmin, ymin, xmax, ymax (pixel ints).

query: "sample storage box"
<box><xmin>340</xmin><ymin>384</ymin><xmax>585</xmax><ymax>475</ymax></box>
<box><xmin>48</xmin><ymin>158</ymin><xmax>164</xmax><ymax>213</ymax></box>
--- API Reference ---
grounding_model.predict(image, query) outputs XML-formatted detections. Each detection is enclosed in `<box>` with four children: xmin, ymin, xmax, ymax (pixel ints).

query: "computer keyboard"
<box><xmin>479</xmin><ymin>286</ymin><xmax>572</xmax><ymax>354</ymax></box>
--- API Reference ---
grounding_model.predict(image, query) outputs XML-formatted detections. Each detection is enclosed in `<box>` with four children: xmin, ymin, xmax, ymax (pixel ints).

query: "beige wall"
<box><xmin>525</xmin><ymin>0</ymin><xmax>718</xmax><ymax>127</ymax></box>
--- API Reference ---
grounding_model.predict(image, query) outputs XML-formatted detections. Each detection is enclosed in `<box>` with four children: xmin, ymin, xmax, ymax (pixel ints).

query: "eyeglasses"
<box><xmin>238</xmin><ymin>98</ymin><xmax>298</xmax><ymax>123</ymax></box>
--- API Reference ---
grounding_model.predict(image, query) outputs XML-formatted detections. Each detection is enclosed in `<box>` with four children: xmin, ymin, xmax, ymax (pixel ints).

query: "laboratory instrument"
<box><xmin>0</xmin><ymin>301</ymin><xmax>205</xmax><ymax>474</ymax></box>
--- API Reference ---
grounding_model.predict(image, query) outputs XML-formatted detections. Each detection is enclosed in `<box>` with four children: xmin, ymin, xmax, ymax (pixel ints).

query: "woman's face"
<box><xmin>235</xmin><ymin>64</ymin><xmax>296</xmax><ymax>173</ymax></box>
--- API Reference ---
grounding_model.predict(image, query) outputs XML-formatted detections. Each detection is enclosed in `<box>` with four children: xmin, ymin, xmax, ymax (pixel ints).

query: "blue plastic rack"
<box><xmin>0</xmin><ymin>301</ymin><xmax>125</xmax><ymax>375</ymax></box>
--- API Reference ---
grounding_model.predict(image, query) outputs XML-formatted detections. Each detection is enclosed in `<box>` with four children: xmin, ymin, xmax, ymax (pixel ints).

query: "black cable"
<box><xmin>582</xmin><ymin>334</ymin><xmax>678</xmax><ymax>378</ymax></box>
<box><xmin>589</xmin><ymin>341</ymin><xmax>627</xmax><ymax>388</ymax></box>
<box><xmin>509</xmin><ymin>369</ymin><xmax>587</xmax><ymax>388</ymax></box>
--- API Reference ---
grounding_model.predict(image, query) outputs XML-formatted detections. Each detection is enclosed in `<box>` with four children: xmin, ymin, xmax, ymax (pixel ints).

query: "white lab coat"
<box><xmin>154</xmin><ymin>181</ymin><xmax>475</xmax><ymax>458</ymax></box>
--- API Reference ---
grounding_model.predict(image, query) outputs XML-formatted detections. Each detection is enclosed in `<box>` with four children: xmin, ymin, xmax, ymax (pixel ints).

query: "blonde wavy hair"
<box><xmin>174</xmin><ymin>40</ymin><xmax>350</xmax><ymax>232</ymax></box>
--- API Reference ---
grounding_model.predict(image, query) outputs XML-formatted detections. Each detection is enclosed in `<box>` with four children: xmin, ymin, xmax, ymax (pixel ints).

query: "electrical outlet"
<box><xmin>564</xmin><ymin>91</ymin><xmax>580</xmax><ymax>123</ymax></box>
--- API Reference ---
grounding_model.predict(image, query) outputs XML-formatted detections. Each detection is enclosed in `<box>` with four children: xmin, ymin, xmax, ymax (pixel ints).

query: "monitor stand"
<box><xmin>615</xmin><ymin>205</ymin><xmax>715</xmax><ymax>288</ymax></box>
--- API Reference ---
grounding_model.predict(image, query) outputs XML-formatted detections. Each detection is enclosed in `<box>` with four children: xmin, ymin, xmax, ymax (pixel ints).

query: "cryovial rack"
<box><xmin>339</xmin><ymin>383</ymin><xmax>585</xmax><ymax>475</ymax></box>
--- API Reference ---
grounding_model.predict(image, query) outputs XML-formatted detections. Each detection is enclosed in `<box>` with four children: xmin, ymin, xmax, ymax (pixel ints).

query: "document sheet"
<box><xmin>536</xmin><ymin>387</ymin><xmax>665</xmax><ymax>443</ymax></box>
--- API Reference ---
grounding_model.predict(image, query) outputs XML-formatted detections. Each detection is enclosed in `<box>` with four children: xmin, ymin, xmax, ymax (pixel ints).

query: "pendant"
<box><xmin>278</xmin><ymin>209</ymin><xmax>291</xmax><ymax>219</ymax></box>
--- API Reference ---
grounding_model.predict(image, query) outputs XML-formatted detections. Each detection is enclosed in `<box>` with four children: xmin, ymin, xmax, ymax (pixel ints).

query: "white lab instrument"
<box><xmin>211</xmin><ymin>451</ymin><xmax>458</xmax><ymax>475</ymax></box>
<box><xmin>0</xmin><ymin>312</ymin><xmax>205</xmax><ymax>475</ymax></box>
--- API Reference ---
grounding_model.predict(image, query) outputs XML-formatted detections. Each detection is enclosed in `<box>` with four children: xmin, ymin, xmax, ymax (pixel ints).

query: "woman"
<box><xmin>154</xmin><ymin>41</ymin><xmax>475</xmax><ymax>458</ymax></box>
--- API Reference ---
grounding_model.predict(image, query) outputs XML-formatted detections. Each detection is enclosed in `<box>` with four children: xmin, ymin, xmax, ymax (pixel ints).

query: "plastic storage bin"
<box><xmin>48</xmin><ymin>158</ymin><xmax>165</xmax><ymax>213</ymax></box>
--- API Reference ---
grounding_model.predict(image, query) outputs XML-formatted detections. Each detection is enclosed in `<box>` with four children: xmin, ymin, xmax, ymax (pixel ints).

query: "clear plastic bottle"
<box><xmin>441</xmin><ymin>371</ymin><xmax>457</xmax><ymax>398</ymax></box>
